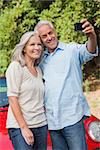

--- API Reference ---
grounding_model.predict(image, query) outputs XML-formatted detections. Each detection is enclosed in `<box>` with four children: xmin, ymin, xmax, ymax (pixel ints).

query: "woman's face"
<box><xmin>24</xmin><ymin>34</ymin><xmax>43</xmax><ymax>60</ymax></box>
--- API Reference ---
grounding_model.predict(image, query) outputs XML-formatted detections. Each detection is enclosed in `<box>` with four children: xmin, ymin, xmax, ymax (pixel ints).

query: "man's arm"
<box><xmin>81</xmin><ymin>19</ymin><xmax>97</xmax><ymax>53</ymax></box>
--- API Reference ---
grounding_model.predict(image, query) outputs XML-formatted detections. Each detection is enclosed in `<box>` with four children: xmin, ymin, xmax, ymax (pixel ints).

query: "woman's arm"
<box><xmin>8</xmin><ymin>96</ymin><xmax>34</xmax><ymax>145</ymax></box>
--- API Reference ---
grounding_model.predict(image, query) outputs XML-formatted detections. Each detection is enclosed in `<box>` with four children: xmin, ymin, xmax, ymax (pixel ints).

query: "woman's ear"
<box><xmin>22</xmin><ymin>49</ymin><xmax>25</xmax><ymax>55</ymax></box>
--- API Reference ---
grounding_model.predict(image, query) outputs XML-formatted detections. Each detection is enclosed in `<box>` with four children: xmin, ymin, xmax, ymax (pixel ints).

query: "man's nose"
<box><xmin>47</xmin><ymin>34</ymin><xmax>52</xmax><ymax>40</ymax></box>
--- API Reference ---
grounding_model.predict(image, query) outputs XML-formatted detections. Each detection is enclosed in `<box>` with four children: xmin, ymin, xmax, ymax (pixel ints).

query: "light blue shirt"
<box><xmin>40</xmin><ymin>42</ymin><xmax>98</xmax><ymax>130</ymax></box>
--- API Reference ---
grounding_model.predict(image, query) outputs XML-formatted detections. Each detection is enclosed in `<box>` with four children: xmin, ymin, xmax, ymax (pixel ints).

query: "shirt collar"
<box><xmin>44</xmin><ymin>42</ymin><xmax>64</xmax><ymax>56</ymax></box>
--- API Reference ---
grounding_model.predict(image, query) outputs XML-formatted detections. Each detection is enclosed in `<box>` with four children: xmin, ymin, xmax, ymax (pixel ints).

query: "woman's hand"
<box><xmin>21</xmin><ymin>126</ymin><xmax>34</xmax><ymax>146</ymax></box>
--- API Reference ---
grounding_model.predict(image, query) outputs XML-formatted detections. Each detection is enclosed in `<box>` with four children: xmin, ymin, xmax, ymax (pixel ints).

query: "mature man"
<box><xmin>34</xmin><ymin>19</ymin><xmax>98</xmax><ymax>150</ymax></box>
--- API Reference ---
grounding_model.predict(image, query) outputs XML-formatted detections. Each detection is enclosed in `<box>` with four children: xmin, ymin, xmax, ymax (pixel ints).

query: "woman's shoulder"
<box><xmin>6</xmin><ymin>61</ymin><xmax>22</xmax><ymax>74</ymax></box>
<box><xmin>9</xmin><ymin>61</ymin><xmax>21</xmax><ymax>66</ymax></box>
<box><xmin>8</xmin><ymin>61</ymin><xmax>22</xmax><ymax>69</ymax></box>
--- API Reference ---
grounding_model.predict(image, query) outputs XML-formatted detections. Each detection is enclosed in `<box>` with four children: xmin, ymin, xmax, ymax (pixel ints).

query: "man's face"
<box><xmin>37</xmin><ymin>24</ymin><xmax>58</xmax><ymax>53</ymax></box>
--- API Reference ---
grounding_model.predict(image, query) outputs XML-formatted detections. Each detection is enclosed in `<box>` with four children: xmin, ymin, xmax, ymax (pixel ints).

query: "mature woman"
<box><xmin>6</xmin><ymin>31</ymin><xmax>47</xmax><ymax>150</ymax></box>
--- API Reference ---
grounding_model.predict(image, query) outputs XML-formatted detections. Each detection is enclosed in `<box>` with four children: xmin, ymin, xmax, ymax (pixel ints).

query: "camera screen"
<box><xmin>74</xmin><ymin>23</ymin><xmax>83</xmax><ymax>31</ymax></box>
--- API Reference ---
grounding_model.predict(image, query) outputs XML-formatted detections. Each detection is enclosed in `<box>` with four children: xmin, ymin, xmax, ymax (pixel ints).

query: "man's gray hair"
<box><xmin>34</xmin><ymin>20</ymin><xmax>54</xmax><ymax>32</ymax></box>
<box><xmin>12</xmin><ymin>31</ymin><xmax>38</xmax><ymax>66</ymax></box>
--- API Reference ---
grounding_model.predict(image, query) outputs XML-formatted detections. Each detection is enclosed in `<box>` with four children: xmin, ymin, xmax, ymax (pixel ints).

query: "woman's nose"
<box><xmin>34</xmin><ymin>44</ymin><xmax>40</xmax><ymax>49</ymax></box>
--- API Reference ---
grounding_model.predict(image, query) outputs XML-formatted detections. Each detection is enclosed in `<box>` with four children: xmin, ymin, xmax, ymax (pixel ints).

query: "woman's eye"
<box><xmin>38</xmin><ymin>44</ymin><xmax>42</xmax><ymax>46</ymax></box>
<box><xmin>30</xmin><ymin>43</ymin><xmax>42</xmax><ymax>47</ymax></box>
<box><xmin>31</xmin><ymin>43</ymin><xmax>35</xmax><ymax>46</ymax></box>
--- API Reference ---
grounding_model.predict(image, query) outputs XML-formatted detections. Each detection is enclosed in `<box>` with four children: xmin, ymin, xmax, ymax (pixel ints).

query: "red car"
<box><xmin>0</xmin><ymin>77</ymin><xmax>100</xmax><ymax>150</ymax></box>
<box><xmin>84</xmin><ymin>115</ymin><xmax>100</xmax><ymax>150</ymax></box>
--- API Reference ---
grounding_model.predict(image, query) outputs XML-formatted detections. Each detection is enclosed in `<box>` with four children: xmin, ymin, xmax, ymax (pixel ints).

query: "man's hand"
<box><xmin>81</xmin><ymin>19</ymin><xmax>97</xmax><ymax>53</ymax></box>
<box><xmin>81</xmin><ymin>18</ymin><xmax>96</xmax><ymax>37</ymax></box>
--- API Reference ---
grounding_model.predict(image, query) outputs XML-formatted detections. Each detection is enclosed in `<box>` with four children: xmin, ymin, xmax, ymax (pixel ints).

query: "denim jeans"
<box><xmin>8</xmin><ymin>125</ymin><xmax>48</xmax><ymax>150</ymax></box>
<box><xmin>50</xmin><ymin>116</ymin><xmax>88</xmax><ymax>150</ymax></box>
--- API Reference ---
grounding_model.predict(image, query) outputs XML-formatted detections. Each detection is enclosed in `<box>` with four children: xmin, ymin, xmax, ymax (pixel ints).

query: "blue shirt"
<box><xmin>40</xmin><ymin>42</ymin><xmax>98</xmax><ymax>130</ymax></box>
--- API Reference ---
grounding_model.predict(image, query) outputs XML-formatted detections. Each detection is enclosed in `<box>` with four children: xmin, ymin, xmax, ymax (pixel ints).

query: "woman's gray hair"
<box><xmin>34</xmin><ymin>20</ymin><xmax>54</xmax><ymax>32</ymax></box>
<box><xmin>12</xmin><ymin>31</ymin><xmax>38</xmax><ymax>66</ymax></box>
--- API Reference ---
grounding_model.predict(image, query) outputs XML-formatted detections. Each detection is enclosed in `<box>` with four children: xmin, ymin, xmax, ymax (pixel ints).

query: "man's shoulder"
<box><xmin>59</xmin><ymin>42</ymin><xmax>81</xmax><ymax>53</ymax></box>
<box><xmin>59</xmin><ymin>41</ymin><xmax>79</xmax><ymax>48</ymax></box>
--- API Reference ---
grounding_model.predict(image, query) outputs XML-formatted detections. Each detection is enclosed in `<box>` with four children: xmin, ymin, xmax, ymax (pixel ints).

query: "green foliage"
<box><xmin>54</xmin><ymin>0</ymin><xmax>86</xmax><ymax>42</ymax></box>
<box><xmin>0</xmin><ymin>0</ymin><xmax>3</xmax><ymax>9</ymax></box>
<box><xmin>0</xmin><ymin>0</ymin><xmax>38</xmax><ymax>76</ymax></box>
<box><xmin>81</xmin><ymin>0</ymin><xmax>100</xmax><ymax>27</ymax></box>
<box><xmin>83</xmin><ymin>79</ymin><xmax>90</xmax><ymax>93</ymax></box>
<box><xmin>39</xmin><ymin>0</ymin><xmax>62</xmax><ymax>23</ymax></box>
<box><xmin>0</xmin><ymin>50</ymin><xmax>10</xmax><ymax>76</ymax></box>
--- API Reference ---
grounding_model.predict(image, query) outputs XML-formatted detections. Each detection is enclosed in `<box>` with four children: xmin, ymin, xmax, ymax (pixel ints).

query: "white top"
<box><xmin>6</xmin><ymin>61</ymin><xmax>47</xmax><ymax>128</ymax></box>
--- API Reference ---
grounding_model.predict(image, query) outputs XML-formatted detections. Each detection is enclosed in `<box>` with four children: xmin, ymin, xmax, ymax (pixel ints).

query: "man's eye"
<box><xmin>49</xmin><ymin>32</ymin><xmax>52</xmax><ymax>35</ymax></box>
<box><xmin>42</xmin><ymin>35</ymin><xmax>46</xmax><ymax>38</ymax></box>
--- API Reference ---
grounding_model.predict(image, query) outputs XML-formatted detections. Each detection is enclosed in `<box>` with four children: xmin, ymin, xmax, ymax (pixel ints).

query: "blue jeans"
<box><xmin>8</xmin><ymin>125</ymin><xmax>48</xmax><ymax>150</ymax></box>
<box><xmin>50</xmin><ymin>117</ymin><xmax>88</xmax><ymax>150</ymax></box>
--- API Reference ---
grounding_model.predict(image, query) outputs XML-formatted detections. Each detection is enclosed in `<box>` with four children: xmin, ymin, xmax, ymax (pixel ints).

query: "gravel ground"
<box><xmin>84</xmin><ymin>89</ymin><xmax>100</xmax><ymax>119</ymax></box>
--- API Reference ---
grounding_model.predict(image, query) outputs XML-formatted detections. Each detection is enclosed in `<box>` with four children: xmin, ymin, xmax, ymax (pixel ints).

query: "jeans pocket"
<box><xmin>8</xmin><ymin>128</ymin><xmax>20</xmax><ymax>140</ymax></box>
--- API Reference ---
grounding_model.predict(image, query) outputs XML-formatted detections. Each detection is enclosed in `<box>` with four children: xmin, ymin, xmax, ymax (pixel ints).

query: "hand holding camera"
<box><xmin>74</xmin><ymin>19</ymin><xmax>95</xmax><ymax>37</ymax></box>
